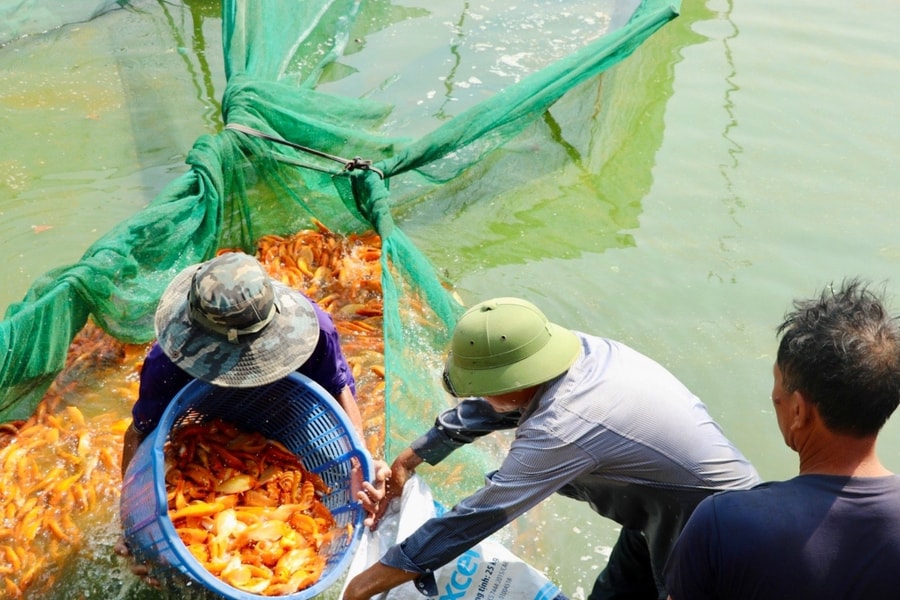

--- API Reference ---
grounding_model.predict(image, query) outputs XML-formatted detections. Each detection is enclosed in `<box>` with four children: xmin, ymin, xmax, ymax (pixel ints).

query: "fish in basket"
<box><xmin>120</xmin><ymin>372</ymin><xmax>373</xmax><ymax>599</ymax></box>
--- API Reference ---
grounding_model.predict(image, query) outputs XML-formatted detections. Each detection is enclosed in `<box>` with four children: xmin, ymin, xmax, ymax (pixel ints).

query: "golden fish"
<box><xmin>164</xmin><ymin>418</ymin><xmax>339</xmax><ymax>595</ymax></box>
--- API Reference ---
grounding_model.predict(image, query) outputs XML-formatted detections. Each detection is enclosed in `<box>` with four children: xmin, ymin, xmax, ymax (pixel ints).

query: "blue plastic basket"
<box><xmin>120</xmin><ymin>372</ymin><xmax>373</xmax><ymax>599</ymax></box>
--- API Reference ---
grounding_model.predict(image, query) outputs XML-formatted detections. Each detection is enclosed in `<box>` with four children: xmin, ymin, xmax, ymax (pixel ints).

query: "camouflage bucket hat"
<box><xmin>154</xmin><ymin>252</ymin><xmax>319</xmax><ymax>387</ymax></box>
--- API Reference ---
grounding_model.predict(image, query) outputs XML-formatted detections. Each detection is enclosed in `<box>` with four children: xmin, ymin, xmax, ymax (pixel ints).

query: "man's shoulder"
<box><xmin>700</xmin><ymin>479</ymin><xmax>797</xmax><ymax>513</ymax></box>
<box><xmin>699</xmin><ymin>474</ymin><xmax>888</xmax><ymax>518</ymax></box>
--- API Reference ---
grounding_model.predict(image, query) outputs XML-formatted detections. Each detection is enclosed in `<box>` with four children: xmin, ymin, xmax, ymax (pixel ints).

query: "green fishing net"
<box><xmin>0</xmin><ymin>0</ymin><xmax>679</xmax><ymax>493</ymax></box>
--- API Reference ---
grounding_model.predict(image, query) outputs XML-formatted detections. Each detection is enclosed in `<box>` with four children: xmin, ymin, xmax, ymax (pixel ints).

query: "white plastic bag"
<box><xmin>341</xmin><ymin>475</ymin><xmax>566</xmax><ymax>600</ymax></box>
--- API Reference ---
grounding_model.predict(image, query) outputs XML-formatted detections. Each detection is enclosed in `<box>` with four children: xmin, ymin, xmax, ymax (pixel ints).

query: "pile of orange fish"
<box><xmin>0</xmin><ymin>386</ymin><xmax>134</xmax><ymax>596</ymax></box>
<box><xmin>165</xmin><ymin>418</ymin><xmax>342</xmax><ymax>596</ymax></box>
<box><xmin>231</xmin><ymin>219</ymin><xmax>387</xmax><ymax>457</ymax></box>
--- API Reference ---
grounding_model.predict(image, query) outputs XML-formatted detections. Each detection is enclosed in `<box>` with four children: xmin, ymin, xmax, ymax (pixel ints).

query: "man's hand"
<box><xmin>356</xmin><ymin>458</ymin><xmax>391</xmax><ymax>521</ymax></box>
<box><xmin>359</xmin><ymin>447</ymin><xmax>424</xmax><ymax>530</ymax></box>
<box><xmin>342</xmin><ymin>561</ymin><xmax>418</xmax><ymax>600</ymax></box>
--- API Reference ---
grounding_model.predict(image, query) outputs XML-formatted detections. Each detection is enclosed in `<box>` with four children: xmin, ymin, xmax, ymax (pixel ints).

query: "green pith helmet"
<box><xmin>444</xmin><ymin>297</ymin><xmax>581</xmax><ymax>397</ymax></box>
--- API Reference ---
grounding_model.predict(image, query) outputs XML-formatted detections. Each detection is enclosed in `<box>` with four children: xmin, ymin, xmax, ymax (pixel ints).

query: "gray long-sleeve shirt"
<box><xmin>382</xmin><ymin>333</ymin><xmax>760</xmax><ymax>593</ymax></box>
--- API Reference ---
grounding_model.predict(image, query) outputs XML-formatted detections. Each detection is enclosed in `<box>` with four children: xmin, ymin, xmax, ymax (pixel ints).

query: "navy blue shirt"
<box><xmin>665</xmin><ymin>474</ymin><xmax>900</xmax><ymax>599</ymax></box>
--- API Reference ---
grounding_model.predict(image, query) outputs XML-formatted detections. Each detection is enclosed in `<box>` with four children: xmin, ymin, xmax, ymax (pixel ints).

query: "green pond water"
<box><xmin>1</xmin><ymin>0</ymin><xmax>899</xmax><ymax>597</ymax></box>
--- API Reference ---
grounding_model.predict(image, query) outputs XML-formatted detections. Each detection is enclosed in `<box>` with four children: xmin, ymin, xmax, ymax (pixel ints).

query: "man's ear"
<box><xmin>782</xmin><ymin>389</ymin><xmax>814</xmax><ymax>451</ymax></box>
<box><xmin>792</xmin><ymin>389</ymin><xmax>816</xmax><ymax>428</ymax></box>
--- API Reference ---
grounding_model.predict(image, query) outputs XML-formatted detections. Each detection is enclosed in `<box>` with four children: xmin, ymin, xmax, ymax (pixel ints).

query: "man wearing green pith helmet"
<box><xmin>343</xmin><ymin>297</ymin><xmax>760</xmax><ymax>600</ymax></box>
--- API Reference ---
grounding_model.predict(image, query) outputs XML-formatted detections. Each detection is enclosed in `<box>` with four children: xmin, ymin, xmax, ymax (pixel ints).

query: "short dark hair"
<box><xmin>776</xmin><ymin>278</ymin><xmax>900</xmax><ymax>436</ymax></box>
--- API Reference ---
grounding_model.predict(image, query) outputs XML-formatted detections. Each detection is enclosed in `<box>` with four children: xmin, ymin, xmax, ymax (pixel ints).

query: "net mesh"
<box><xmin>1</xmin><ymin>0</ymin><xmax>678</xmax><ymax>442</ymax></box>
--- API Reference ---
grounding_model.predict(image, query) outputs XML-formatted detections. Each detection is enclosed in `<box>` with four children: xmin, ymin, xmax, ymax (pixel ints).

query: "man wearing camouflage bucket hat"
<box><xmin>118</xmin><ymin>252</ymin><xmax>389</xmax><ymax>586</ymax></box>
<box><xmin>120</xmin><ymin>252</ymin><xmax>387</xmax><ymax>482</ymax></box>
<box><xmin>344</xmin><ymin>297</ymin><xmax>760</xmax><ymax>600</ymax></box>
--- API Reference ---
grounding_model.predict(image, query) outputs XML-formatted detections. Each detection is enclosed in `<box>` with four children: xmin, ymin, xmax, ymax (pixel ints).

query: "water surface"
<box><xmin>1</xmin><ymin>0</ymin><xmax>899</xmax><ymax>597</ymax></box>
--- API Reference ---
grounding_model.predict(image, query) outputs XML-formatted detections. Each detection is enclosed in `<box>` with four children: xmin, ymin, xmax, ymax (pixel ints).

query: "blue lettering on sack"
<box><xmin>440</xmin><ymin>548</ymin><xmax>493</xmax><ymax>600</ymax></box>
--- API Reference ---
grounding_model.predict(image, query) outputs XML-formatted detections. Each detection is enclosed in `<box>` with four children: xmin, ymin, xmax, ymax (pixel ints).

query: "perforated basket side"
<box><xmin>120</xmin><ymin>432</ymin><xmax>182</xmax><ymax>574</ymax></box>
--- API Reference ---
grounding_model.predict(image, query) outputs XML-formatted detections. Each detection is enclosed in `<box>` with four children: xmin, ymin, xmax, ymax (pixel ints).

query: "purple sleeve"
<box><xmin>131</xmin><ymin>343</ymin><xmax>192</xmax><ymax>434</ymax></box>
<box><xmin>296</xmin><ymin>300</ymin><xmax>356</xmax><ymax>400</ymax></box>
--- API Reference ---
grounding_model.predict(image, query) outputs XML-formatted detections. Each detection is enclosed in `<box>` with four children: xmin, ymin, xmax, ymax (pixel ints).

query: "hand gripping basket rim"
<box><xmin>120</xmin><ymin>372</ymin><xmax>374</xmax><ymax>599</ymax></box>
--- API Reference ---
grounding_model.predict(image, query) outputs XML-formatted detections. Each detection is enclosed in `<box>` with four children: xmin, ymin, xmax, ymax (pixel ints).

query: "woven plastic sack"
<box><xmin>341</xmin><ymin>475</ymin><xmax>567</xmax><ymax>600</ymax></box>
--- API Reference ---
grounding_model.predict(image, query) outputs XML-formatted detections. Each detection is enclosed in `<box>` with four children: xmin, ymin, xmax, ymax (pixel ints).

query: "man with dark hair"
<box><xmin>665</xmin><ymin>278</ymin><xmax>900</xmax><ymax>599</ymax></box>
